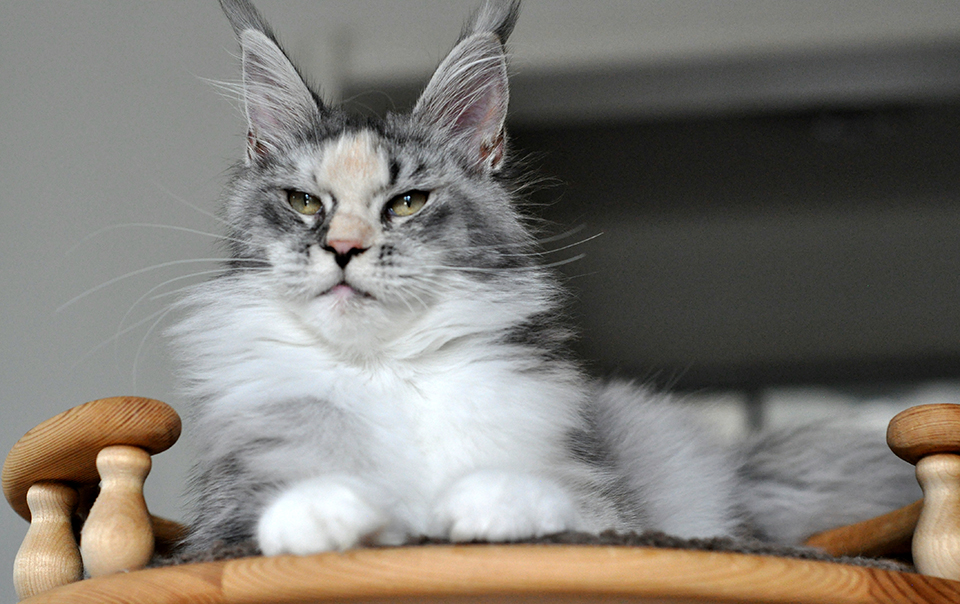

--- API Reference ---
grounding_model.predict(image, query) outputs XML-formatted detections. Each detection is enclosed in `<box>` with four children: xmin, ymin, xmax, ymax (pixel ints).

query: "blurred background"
<box><xmin>2</xmin><ymin>1</ymin><xmax>960</xmax><ymax>599</ymax></box>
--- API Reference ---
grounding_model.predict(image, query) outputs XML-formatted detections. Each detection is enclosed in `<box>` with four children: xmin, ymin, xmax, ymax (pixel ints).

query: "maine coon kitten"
<box><xmin>173</xmin><ymin>0</ymin><xmax>921</xmax><ymax>556</ymax></box>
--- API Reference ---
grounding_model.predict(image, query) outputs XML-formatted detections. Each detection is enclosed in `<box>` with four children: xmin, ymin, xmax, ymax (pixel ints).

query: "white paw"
<box><xmin>257</xmin><ymin>476</ymin><xmax>392</xmax><ymax>556</ymax></box>
<box><xmin>433</xmin><ymin>470</ymin><xmax>580</xmax><ymax>542</ymax></box>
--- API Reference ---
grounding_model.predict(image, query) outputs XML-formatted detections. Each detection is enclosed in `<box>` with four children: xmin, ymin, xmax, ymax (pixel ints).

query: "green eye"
<box><xmin>287</xmin><ymin>190</ymin><xmax>323</xmax><ymax>216</ymax></box>
<box><xmin>387</xmin><ymin>191</ymin><xmax>429</xmax><ymax>218</ymax></box>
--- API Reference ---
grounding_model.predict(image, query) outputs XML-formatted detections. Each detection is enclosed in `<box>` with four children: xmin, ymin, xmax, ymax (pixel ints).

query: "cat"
<box><xmin>171</xmin><ymin>0</ymin><xmax>921</xmax><ymax>556</ymax></box>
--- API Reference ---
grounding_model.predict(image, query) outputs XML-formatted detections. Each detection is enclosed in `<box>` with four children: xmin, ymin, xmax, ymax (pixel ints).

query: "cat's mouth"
<box><xmin>321</xmin><ymin>281</ymin><xmax>374</xmax><ymax>301</ymax></box>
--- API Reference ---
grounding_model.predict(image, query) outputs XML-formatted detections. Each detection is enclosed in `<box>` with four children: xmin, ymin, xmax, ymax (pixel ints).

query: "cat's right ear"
<box><xmin>219</xmin><ymin>0</ymin><xmax>321</xmax><ymax>163</ymax></box>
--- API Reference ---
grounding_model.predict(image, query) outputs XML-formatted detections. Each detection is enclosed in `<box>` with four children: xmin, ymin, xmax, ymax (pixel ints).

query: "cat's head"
<box><xmin>214</xmin><ymin>0</ymin><xmax>552</xmax><ymax>350</ymax></box>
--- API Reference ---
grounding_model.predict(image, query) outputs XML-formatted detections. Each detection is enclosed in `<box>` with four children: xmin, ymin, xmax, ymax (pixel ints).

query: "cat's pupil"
<box><xmin>387</xmin><ymin>191</ymin><xmax>428</xmax><ymax>218</ymax></box>
<box><xmin>288</xmin><ymin>190</ymin><xmax>322</xmax><ymax>216</ymax></box>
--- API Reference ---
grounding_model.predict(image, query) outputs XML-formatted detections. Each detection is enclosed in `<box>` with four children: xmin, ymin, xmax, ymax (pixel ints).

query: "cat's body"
<box><xmin>175</xmin><ymin>0</ymin><xmax>920</xmax><ymax>556</ymax></box>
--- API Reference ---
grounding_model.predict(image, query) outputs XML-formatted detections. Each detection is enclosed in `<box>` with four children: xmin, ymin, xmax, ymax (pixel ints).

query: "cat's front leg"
<box><xmin>257</xmin><ymin>475</ymin><xmax>403</xmax><ymax>555</ymax></box>
<box><xmin>432</xmin><ymin>470</ymin><xmax>582</xmax><ymax>542</ymax></box>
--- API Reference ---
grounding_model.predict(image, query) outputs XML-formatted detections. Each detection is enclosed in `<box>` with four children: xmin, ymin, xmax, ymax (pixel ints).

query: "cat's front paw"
<box><xmin>257</xmin><ymin>476</ymin><xmax>393</xmax><ymax>555</ymax></box>
<box><xmin>433</xmin><ymin>470</ymin><xmax>581</xmax><ymax>542</ymax></box>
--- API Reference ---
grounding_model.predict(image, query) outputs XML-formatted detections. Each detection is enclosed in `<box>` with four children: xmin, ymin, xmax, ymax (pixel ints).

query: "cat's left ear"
<box><xmin>413</xmin><ymin>33</ymin><xmax>510</xmax><ymax>173</ymax></box>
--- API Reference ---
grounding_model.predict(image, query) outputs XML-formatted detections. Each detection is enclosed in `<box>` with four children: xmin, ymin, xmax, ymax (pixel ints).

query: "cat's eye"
<box><xmin>287</xmin><ymin>190</ymin><xmax>323</xmax><ymax>216</ymax></box>
<box><xmin>387</xmin><ymin>191</ymin><xmax>429</xmax><ymax>218</ymax></box>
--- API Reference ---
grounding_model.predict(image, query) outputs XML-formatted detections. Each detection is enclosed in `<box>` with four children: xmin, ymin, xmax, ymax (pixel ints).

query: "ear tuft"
<box><xmin>219</xmin><ymin>0</ymin><xmax>276</xmax><ymax>39</ymax></box>
<box><xmin>459</xmin><ymin>0</ymin><xmax>521</xmax><ymax>45</ymax></box>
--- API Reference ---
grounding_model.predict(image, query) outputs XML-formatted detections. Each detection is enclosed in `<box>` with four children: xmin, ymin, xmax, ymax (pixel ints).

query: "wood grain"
<box><xmin>80</xmin><ymin>446</ymin><xmax>155</xmax><ymax>577</ymax></box>
<box><xmin>18</xmin><ymin>545</ymin><xmax>960</xmax><ymax>604</ymax></box>
<box><xmin>152</xmin><ymin>516</ymin><xmax>190</xmax><ymax>556</ymax></box>
<box><xmin>914</xmin><ymin>454</ymin><xmax>960</xmax><ymax>580</ymax></box>
<box><xmin>13</xmin><ymin>482</ymin><xmax>83</xmax><ymax>600</ymax></box>
<box><xmin>20</xmin><ymin>561</ymin><xmax>225</xmax><ymax>604</ymax></box>
<box><xmin>2</xmin><ymin>397</ymin><xmax>181</xmax><ymax>522</ymax></box>
<box><xmin>804</xmin><ymin>499</ymin><xmax>921</xmax><ymax>558</ymax></box>
<box><xmin>887</xmin><ymin>404</ymin><xmax>960</xmax><ymax>465</ymax></box>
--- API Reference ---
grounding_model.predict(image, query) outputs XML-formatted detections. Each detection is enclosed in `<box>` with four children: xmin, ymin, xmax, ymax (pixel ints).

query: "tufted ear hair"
<box><xmin>413</xmin><ymin>1</ymin><xmax>520</xmax><ymax>173</ymax></box>
<box><xmin>219</xmin><ymin>0</ymin><xmax>322</xmax><ymax>162</ymax></box>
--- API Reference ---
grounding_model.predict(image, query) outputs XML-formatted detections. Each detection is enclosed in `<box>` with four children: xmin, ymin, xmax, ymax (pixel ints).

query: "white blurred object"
<box><xmin>763</xmin><ymin>382</ymin><xmax>960</xmax><ymax>432</ymax></box>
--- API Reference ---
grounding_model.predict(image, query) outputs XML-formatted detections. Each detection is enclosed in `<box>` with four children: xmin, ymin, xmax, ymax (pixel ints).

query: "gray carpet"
<box><xmin>152</xmin><ymin>530</ymin><xmax>913</xmax><ymax>572</ymax></box>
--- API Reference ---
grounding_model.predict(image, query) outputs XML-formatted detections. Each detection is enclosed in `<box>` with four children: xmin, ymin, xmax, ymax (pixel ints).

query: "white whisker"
<box><xmin>432</xmin><ymin>230</ymin><xmax>600</xmax><ymax>258</ymax></box>
<box><xmin>56</xmin><ymin>257</ymin><xmax>262</xmax><ymax>313</ymax></box>
<box><xmin>150</xmin><ymin>181</ymin><xmax>245</xmax><ymax>235</ymax></box>
<box><xmin>536</xmin><ymin>224</ymin><xmax>589</xmax><ymax>245</ymax></box>
<box><xmin>413</xmin><ymin>253</ymin><xmax>586</xmax><ymax>275</ymax></box>
<box><xmin>65</xmin><ymin>223</ymin><xmax>248</xmax><ymax>257</ymax></box>
<box><xmin>70</xmin><ymin>305</ymin><xmax>173</xmax><ymax>373</ymax></box>
<box><xmin>132</xmin><ymin>302</ymin><xmax>181</xmax><ymax>390</ymax></box>
<box><xmin>116</xmin><ymin>267</ymin><xmax>237</xmax><ymax>341</ymax></box>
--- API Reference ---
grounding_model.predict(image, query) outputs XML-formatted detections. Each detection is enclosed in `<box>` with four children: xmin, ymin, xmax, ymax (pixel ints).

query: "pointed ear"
<box><xmin>238</xmin><ymin>29</ymin><xmax>320</xmax><ymax>162</ymax></box>
<box><xmin>413</xmin><ymin>33</ymin><xmax>510</xmax><ymax>173</ymax></box>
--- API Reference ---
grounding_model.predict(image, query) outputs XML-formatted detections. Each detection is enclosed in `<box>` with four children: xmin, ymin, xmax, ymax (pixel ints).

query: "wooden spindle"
<box><xmin>914</xmin><ymin>454</ymin><xmax>960</xmax><ymax>579</ymax></box>
<box><xmin>888</xmin><ymin>403</ymin><xmax>960</xmax><ymax>580</ymax></box>
<box><xmin>13</xmin><ymin>482</ymin><xmax>83</xmax><ymax>600</ymax></box>
<box><xmin>80</xmin><ymin>445</ymin><xmax>155</xmax><ymax>577</ymax></box>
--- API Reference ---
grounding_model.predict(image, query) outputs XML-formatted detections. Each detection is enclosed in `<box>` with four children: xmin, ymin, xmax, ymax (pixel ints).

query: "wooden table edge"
<box><xmin>20</xmin><ymin>544</ymin><xmax>960</xmax><ymax>604</ymax></box>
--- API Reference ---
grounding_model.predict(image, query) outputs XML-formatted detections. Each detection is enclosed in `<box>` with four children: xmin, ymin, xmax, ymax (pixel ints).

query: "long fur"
<box><xmin>173</xmin><ymin>0</ymin><xmax>921</xmax><ymax>556</ymax></box>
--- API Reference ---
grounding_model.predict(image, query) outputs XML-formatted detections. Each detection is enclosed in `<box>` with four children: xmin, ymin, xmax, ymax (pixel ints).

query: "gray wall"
<box><xmin>2</xmin><ymin>2</ymin><xmax>960</xmax><ymax>601</ymax></box>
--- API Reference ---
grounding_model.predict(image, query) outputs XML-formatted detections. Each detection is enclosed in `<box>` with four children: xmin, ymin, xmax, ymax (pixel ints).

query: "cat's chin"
<box><xmin>296</xmin><ymin>286</ymin><xmax>414</xmax><ymax>352</ymax></box>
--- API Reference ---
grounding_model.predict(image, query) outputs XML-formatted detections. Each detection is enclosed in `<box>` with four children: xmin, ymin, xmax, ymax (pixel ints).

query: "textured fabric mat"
<box><xmin>153</xmin><ymin>530</ymin><xmax>913</xmax><ymax>572</ymax></box>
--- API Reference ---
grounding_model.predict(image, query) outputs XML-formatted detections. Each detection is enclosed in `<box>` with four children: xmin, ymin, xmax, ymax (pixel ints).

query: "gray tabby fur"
<box><xmin>172</xmin><ymin>0</ymin><xmax>921</xmax><ymax>556</ymax></box>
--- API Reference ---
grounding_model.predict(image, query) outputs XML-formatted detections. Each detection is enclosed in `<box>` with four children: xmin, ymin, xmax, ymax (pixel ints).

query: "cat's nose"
<box><xmin>325</xmin><ymin>239</ymin><xmax>368</xmax><ymax>269</ymax></box>
<box><xmin>324</xmin><ymin>212</ymin><xmax>374</xmax><ymax>269</ymax></box>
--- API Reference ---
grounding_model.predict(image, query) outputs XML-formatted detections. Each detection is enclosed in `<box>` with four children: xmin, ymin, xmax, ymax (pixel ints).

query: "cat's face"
<box><xmin>223</xmin><ymin>122</ymin><xmax>530</xmax><ymax>344</ymax></box>
<box><xmin>217</xmin><ymin>1</ymin><xmax>535</xmax><ymax>347</ymax></box>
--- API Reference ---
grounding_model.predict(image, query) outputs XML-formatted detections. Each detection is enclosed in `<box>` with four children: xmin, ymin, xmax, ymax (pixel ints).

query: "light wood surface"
<box><xmin>13</xmin><ymin>482</ymin><xmax>83</xmax><ymax>600</ymax></box>
<box><xmin>2</xmin><ymin>396</ymin><xmax>181</xmax><ymax>522</ymax></box>
<box><xmin>80</xmin><ymin>445</ymin><xmax>156</xmax><ymax>577</ymax></box>
<box><xmin>914</xmin><ymin>454</ymin><xmax>960</xmax><ymax>580</ymax></box>
<box><xmin>18</xmin><ymin>544</ymin><xmax>960</xmax><ymax>604</ymax></box>
<box><xmin>886</xmin><ymin>404</ymin><xmax>960</xmax><ymax>579</ymax></box>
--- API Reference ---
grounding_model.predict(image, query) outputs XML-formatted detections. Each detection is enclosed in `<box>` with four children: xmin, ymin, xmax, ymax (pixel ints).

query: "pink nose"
<box><xmin>326</xmin><ymin>239</ymin><xmax>366</xmax><ymax>256</ymax></box>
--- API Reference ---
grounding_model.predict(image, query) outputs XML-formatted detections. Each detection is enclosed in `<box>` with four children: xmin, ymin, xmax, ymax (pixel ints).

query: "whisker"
<box><xmin>528</xmin><ymin>233</ymin><xmax>603</xmax><ymax>257</ymax></box>
<box><xmin>65</xmin><ymin>223</ymin><xmax>248</xmax><ymax>256</ymax></box>
<box><xmin>407</xmin><ymin>283</ymin><xmax>436</xmax><ymax>310</ymax></box>
<box><xmin>536</xmin><ymin>224</ymin><xmax>589</xmax><ymax>245</ymax></box>
<box><xmin>56</xmin><ymin>257</ymin><xmax>262</xmax><ymax>313</ymax></box>
<box><xmin>518</xmin><ymin>253</ymin><xmax>587</xmax><ymax>271</ymax></box>
<box><xmin>395</xmin><ymin>289</ymin><xmax>417</xmax><ymax>314</ymax></box>
<box><xmin>414</xmin><ymin>253</ymin><xmax>587</xmax><ymax>275</ymax></box>
<box><xmin>69</xmin><ymin>305</ymin><xmax>173</xmax><ymax>373</ymax></box>
<box><xmin>149</xmin><ymin>273</ymin><xmax>254</xmax><ymax>302</ymax></box>
<box><xmin>132</xmin><ymin>302</ymin><xmax>181</xmax><ymax>390</ymax></box>
<box><xmin>435</xmin><ymin>230</ymin><xmax>601</xmax><ymax>258</ymax></box>
<box><xmin>150</xmin><ymin>181</ymin><xmax>245</xmax><ymax>235</ymax></box>
<box><xmin>115</xmin><ymin>267</ymin><xmax>236</xmax><ymax>340</ymax></box>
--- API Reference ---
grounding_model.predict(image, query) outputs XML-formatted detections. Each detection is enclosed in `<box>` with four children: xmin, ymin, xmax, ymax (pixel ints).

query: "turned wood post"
<box><xmin>12</xmin><ymin>482</ymin><xmax>83</xmax><ymax>600</ymax></box>
<box><xmin>3</xmin><ymin>397</ymin><xmax>184</xmax><ymax>599</ymax></box>
<box><xmin>80</xmin><ymin>445</ymin><xmax>156</xmax><ymax>577</ymax></box>
<box><xmin>888</xmin><ymin>403</ymin><xmax>960</xmax><ymax>580</ymax></box>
